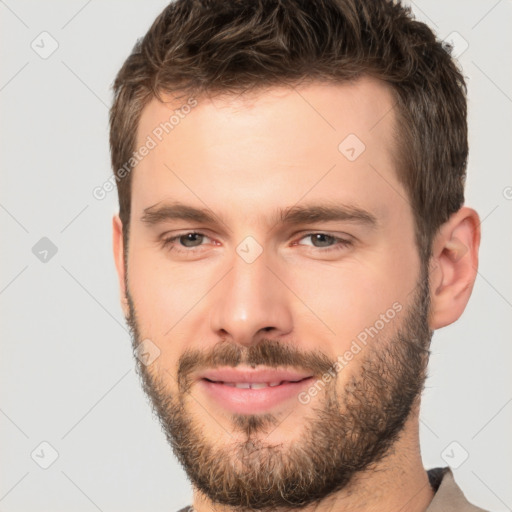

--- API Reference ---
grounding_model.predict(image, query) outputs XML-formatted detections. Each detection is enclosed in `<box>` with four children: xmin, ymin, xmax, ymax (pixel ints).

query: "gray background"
<box><xmin>1</xmin><ymin>1</ymin><xmax>511</xmax><ymax>511</ymax></box>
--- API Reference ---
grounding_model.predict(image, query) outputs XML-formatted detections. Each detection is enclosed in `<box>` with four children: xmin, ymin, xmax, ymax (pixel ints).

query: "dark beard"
<box><xmin>125</xmin><ymin>267</ymin><xmax>432</xmax><ymax>511</ymax></box>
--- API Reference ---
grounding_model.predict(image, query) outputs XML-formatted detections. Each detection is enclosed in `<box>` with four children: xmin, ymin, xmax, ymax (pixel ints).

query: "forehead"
<box><xmin>131</xmin><ymin>78</ymin><xmax>403</xmax><ymax>223</ymax></box>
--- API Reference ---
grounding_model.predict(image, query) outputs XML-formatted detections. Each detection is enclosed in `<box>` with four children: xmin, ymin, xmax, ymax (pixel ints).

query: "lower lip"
<box><xmin>198</xmin><ymin>378</ymin><xmax>315</xmax><ymax>414</ymax></box>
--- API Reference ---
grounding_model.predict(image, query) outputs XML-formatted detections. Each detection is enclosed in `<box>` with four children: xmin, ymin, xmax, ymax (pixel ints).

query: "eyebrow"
<box><xmin>140</xmin><ymin>201</ymin><xmax>378</xmax><ymax>229</ymax></box>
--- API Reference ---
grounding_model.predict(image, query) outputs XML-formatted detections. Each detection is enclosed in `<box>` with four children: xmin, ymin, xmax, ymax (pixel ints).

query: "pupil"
<box><xmin>182</xmin><ymin>233</ymin><xmax>202</xmax><ymax>247</ymax></box>
<box><xmin>313</xmin><ymin>234</ymin><xmax>332</xmax><ymax>247</ymax></box>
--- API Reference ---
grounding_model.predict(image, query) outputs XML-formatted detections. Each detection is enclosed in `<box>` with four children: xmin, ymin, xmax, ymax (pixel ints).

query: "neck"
<box><xmin>191</xmin><ymin>408</ymin><xmax>434</xmax><ymax>512</ymax></box>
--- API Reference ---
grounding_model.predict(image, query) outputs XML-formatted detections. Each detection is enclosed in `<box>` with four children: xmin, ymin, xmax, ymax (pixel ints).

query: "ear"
<box><xmin>428</xmin><ymin>206</ymin><xmax>481</xmax><ymax>329</ymax></box>
<box><xmin>112</xmin><ymin>214</ymin><xmax>129</xmax><ymax>318</ymax></box>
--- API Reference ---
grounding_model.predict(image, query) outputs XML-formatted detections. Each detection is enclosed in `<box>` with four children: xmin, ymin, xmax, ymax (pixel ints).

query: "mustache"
<box><xmin>177</xmin><ymin>339</ymin><xmax>335</xmax><ymax>392</ymax></box>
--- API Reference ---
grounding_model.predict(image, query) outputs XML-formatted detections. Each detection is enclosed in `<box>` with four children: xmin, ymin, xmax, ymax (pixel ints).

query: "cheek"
<box><xmin>284</xmin><ymin>253</ymin><xmax>415</xmax><ymax>353</ymax></box>
<box><xmin>127</xmin><ymin>242</ymin><xmax>210</xmax><ymax>339</ymax></box>
<box><xmin>127</xmin><ymin>257</ymin><xmax>211</xmax><ymax>381</ymax></box>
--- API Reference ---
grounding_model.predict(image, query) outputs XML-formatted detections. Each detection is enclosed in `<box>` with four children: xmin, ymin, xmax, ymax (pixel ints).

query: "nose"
<box><xmin>209</xmin><ymin>246</ymin><xmax>293</xmax><ymax>346</ymax></box>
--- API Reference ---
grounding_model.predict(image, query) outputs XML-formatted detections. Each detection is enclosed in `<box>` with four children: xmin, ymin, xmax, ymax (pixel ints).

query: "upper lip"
<box><xmin>198</xmin><ymin>367</ymin><xmax>313</xmax><ymax>384</ymax></box>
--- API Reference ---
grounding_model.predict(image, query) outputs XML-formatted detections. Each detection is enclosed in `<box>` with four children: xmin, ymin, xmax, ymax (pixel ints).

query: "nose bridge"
<box><xmin>209</xmin><ymin>244</ymin><xmax>293</xmax><ymax>343</ymax></box>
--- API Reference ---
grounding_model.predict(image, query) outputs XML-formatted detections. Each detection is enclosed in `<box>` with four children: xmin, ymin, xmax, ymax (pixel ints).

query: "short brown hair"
<box><xmin>109</xmin><ymin>0</ymin><xmax>467</xmax><ymax>261</ymax></box>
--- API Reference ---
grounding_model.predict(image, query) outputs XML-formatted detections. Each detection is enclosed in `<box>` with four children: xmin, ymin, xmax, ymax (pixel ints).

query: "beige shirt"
<box><xmin>426</xmin><ymin>467</ymin><xmax>489</xmax><ymax>512</ymax></box>
<box><xmin>176</xmin><ymin>467</ymin><xmax>490</xmax><ymax>512</ymax></box>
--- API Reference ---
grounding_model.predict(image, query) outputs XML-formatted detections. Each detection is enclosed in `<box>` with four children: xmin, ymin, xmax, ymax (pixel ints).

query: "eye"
<box><xmin>160</xmin><ymin>231</ymin><xmax>353</xmax><ymax>256</ymax></box>
<box><xmin>161</xmin><ymin>232</ymin><xmax>212</xmax><ymax>253</ymax></box>
<box><xmin>295</xmin><ymin>233</ymin><xmax>353</xmax><ymax>252</ymax></box>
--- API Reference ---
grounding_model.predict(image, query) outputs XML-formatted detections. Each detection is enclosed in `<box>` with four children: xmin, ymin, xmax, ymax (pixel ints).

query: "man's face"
<box><xmin>118</xmin><ymin>79</ymin><xmax>432</xmax><ymax>508</ymax></box>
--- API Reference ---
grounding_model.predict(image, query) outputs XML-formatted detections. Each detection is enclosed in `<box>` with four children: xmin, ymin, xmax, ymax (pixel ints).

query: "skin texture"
<box><xmin>112</xmin><ymin>78</ymin><xmax>480</xmax><ymax>512</ymax></box>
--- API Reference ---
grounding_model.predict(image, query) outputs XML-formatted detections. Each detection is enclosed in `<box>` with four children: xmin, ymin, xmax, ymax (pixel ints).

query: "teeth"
<box><xmin>247</xmin><ymin>383</ymin><xmax>267</xmax><ymax>389</ymax></box>
<box><xmin>221</xmin><ymin>381</ymin><xmax>284</xmax><ymax>389</ymax></box>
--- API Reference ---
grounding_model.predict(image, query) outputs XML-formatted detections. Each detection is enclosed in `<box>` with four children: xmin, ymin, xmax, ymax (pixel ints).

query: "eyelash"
<box><xmin>160</xmin><ymin>231</ymin><xmax>353</xmax><ymax>255</ymax></box>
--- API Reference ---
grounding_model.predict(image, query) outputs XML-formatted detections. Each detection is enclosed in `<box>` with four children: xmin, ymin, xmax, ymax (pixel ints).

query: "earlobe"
<box><xmin>428</xmin><ymin>207</ymin><xmax>481</xmax><ymax>330</ymax></box>
<box><xmin>112</xmin><ymin>214</ymin><xmax>129</xmax><ymax>318</ymax></box>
